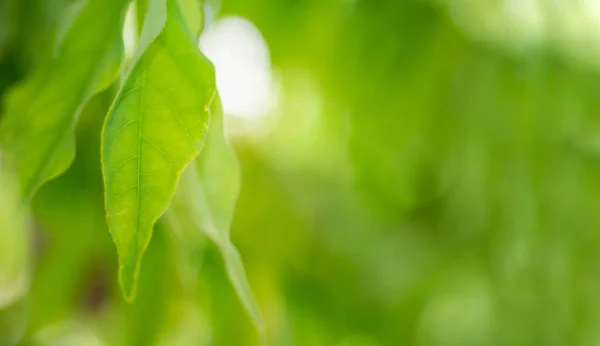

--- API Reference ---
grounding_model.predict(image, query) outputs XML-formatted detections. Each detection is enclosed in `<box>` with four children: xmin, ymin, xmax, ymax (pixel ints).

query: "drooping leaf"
<box><xmin>168</xmin><ymin>98</ymin><xmax>264</xmax><ymax>333</ymax></box>
<box><xmin>26</xmin><ymin>91</ymin><xmax>114</xmax><ymax>333</ymax></box>
<box><xmin>0</xmin><ymin>0</ymin><xmax>128</xmax><ymax>202</ymax></box>
<box><xmin>102</xmin><ymin>0</ymin><xmax>215</xmax><ymax>301</ymax></box>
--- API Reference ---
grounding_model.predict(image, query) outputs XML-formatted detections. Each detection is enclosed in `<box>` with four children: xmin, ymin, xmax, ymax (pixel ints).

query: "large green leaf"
<box><xmin>102</xmin><ymin>0</ymin><xmax>215</xmax><ymax>301</ymax></box>
<box><xmin>0</xmin><ymin>0</ymin><xmax>128</xmax><ymax>201</ymax></box>
<box><xmin>168</xmin><ymin>98</ymin><xmax>264</xmax><ymax>333</ymax></box>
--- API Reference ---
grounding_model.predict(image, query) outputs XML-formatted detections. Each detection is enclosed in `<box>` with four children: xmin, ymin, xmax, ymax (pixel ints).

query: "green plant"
<box><xmin>5</xmin><ymin>0</ymin><xmax>600</xmax><ymax>345</ymax></box>
<box><xmin>0</xmin><ymin>0</ymin><xmax>261</xmax><ymax>340</ymax></box>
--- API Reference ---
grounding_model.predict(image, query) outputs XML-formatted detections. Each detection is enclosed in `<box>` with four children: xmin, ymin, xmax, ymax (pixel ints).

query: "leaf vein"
<box><xmin>141</xmin><ymin>136</ymin><xmax>173</xmax><ymax>163</ymax></box>
<box><xmin>131</xmin><ymin>62</ymin><xmax>146</xmax><ymax>292</ymax></box>
<box><xmin>148</xmin><ymin>79</ymin><xmax>197</xmax><ymax>151</ymax></box>
<box><xmin>140</xmin><ymin>187</ymin><xmax>165</xmax><ymax>201</ymax></box>
<box><xmin>109</xmin><ymin>155</ymin><xmax>137</xmax><ymax>173</ymax></box>
<box><xmin>112</xmin><ymin>120</ymin><xmax>139</xmax><ymax>139</ymax></box>
<box><xmin>115</xmin><ymin>184</ymin><xmax>138</xmax><ymax>200</ymax></box>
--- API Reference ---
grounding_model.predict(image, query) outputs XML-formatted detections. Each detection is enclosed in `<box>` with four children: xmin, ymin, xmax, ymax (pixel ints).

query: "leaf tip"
<box><xmin>118</xmin><ymin>260</ymin><xmax>140</xmax><ymax>303</ymax></box>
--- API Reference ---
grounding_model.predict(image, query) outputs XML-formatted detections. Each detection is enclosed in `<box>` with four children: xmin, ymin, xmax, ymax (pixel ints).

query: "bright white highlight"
<box><xmin>122</xmin><ymin>2</ymin><xmax>138</xmax><ymax>60</ymax></box>
<box><xmin>200</xmin><ymin>16</ymin><xmax>275</xmax><ymax>119</ymax></box>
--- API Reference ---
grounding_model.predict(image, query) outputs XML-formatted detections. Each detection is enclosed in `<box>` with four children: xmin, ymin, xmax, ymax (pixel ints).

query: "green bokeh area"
<box><xmin>2</xmin><ymin>0</ymin><xmax>600</xmax><ymax>345</ymax></box>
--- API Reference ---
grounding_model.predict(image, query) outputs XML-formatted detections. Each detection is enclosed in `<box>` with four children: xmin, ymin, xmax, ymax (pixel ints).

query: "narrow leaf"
<box><xmin>0</xmin><ymin>0</ymin><xmax>128</xmax><ymax>201</ymax></box>
<box><xmin>169</xmin><ymin>98</ymin><xmax>264</xmax><ymax>333</ymax></box>
<box><xmin>102</xmin><ymin>0</ymin><xmax>215</xmax><ymax>301</ymax></box>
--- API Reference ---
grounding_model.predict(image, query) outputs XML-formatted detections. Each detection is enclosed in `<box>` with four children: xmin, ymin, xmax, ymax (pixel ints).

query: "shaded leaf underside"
<box><xmin>0</xmin><ymin>0</ymin><xmax>127</xmax><ymax>201</ymax></box>
<box><xmin>170</xmin><ymin>98</ymin><xmax>264</xmax><ymax>332</ymax></box>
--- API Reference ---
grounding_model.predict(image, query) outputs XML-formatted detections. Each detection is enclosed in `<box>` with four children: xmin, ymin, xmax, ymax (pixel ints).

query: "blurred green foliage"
<box><xmin>2</xmin><ymin>0</ymin><xmax>600</xmax><ymax>345</ymax></box>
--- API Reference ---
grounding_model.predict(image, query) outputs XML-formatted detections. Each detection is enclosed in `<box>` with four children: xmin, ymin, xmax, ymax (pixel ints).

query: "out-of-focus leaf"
<box><xmin>0</xmin><ymin>0</ymin><xmax>16</xmax><ymax>57</ymax></box>
<box><xmin>177</xmin><ymin>0</ymin><xmax>204</xmax><ymax>38</ymax></box>
<box><xmin>168</xmin><ymin>98</ymin><xmax>263</xmax><ymax>333</ymax></box>
<box><xmin>102</xmin><ymin>0</ymin><xmax>215</xmax><ymax>301</ymax></box>
<box><xmin>27</xmin><ymin>91</ymin><xmax>115</xmax><ymax>334</ymax></box>
<box><xmin>52</xmin><ymin>0</ymin><xmax>87</xmax><ymax>57</ymax></box>
<box><xmin>0</xmin><ymin>165</ymin><xmax>29</xmax><ymax>309</ymax></box>
<box><xmin>31</xmin><ymin>321</ymin><xmax>105</xmax><ymax>346</ymax></box>
<box><xmin>0</xmin><ymin>0</ymin><xmax>128</xmax><ymax>201</ymax></box>
<box><xmin>0</xmin><ymin>300</ymin><xmax>27</xmax><ymax>345</ymax></box>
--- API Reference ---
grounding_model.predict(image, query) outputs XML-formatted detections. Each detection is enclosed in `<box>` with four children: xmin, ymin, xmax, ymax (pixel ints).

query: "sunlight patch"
<box><xmin>200</xmin><ymin>16</ymin><xmax>276</xmax><ymax>120</ymax></box>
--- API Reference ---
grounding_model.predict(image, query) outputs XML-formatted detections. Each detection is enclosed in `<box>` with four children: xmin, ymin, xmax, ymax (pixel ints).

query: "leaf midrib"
<box><xmin>132</xmin><ymin>62</ymin><xmax>147</xmax><ymax>289</ymax></box>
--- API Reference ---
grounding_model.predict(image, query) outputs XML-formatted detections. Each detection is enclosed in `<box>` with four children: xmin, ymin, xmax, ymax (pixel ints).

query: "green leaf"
<box><xmin>0</xmin><ymin>0</ymin><xmax>16</xmax><ymax>57</ymax></box>
<box><xmin>0</xmin><ymin>0</ymin><xmax>128</xmax><ymax>201</ymax></box>
<box><xmin>168</xmin><ymin>98</ymin><xmax>264</xmax><ymax>333</ymax></box>
<box><xmin>102</xmin><ymin>0</ymin><xmax>215</xmax><ymax>301</ymax></box>
<box><xmin>0</xmin><ymin>165</ymin><xmax>29</xmax><ymax>309</ymax></box>
<box><xmin>53</xmin><ymin>0</ymin><xmax>87</xmax><ymax>57</ymax></box>
<box><xmin>177</xmin><ymin>0</ymin><xmax>204</xmax><ymax>38</ymax></box>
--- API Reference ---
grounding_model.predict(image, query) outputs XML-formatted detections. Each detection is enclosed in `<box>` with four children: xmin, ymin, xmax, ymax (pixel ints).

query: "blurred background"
<box><xmin>3</xmin><ymin>0</ymin><xmax>600</xmax><ymax>345</ymax></box>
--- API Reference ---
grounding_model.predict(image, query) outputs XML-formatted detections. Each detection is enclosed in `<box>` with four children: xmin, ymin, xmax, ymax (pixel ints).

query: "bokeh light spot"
<box><xmin>200</xmin><ymin>16</ymin><xmax>276</xmax><ymax>120</ymax></box>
